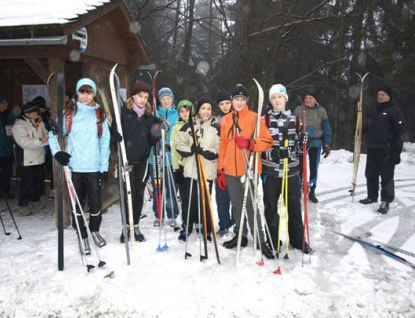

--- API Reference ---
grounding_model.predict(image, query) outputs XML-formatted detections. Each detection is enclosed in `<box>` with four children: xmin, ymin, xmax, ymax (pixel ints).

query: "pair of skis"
<box><xmin>351</xmin><ymin>72</ymin><xmax>369</xmax><ymax>201</ymax></box>
<box><xmin>185</xmin><ymin>112</ymin><xmax>221</xmax><ymax>264</ymax></box>
<box><xmin>325</xmin><ymin>227</ymin><xmax>415</xmax><ymax>270</ymax></box>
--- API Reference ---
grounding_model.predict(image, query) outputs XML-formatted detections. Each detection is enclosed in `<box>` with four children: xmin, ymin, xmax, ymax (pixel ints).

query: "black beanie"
<box><xmin>23</xmin><ymin>101</ymin><xmax>39</xmax><ymax>113</ymax></box>
<box><xmin>377</xmin><ymin>85</ymin><xmax>393</xmax><ymax>100</ymax></box>
<box><xmin>305</xmin><ymin>90</ymin><xmax>318</xmax><ymax>101</ymax></box>
<box><xmin>32</xmin><ymin>96</ymin><xmax>47</xmax><ymax>109</ymax></box>
<box><xmin>231</xmin><ymin>84</ymin><xmax>249</xmax><ymax>101</ymax></box>
<box><xmin>216</xmin><ymin>91</ymin><xmax>232</xmax><ymax>104</ymax></box>
<box><xmin>131</xmin><ymin>81</ymin><xmax>150</xmax><ymax>96</ymax></box>
<box><xmin>196</xmin><ymin>96</ymin><xmax>214</xmax><ymax>114</ymax></box>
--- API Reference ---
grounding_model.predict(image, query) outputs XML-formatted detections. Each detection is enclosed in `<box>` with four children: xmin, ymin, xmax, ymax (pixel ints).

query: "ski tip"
<box><xmin>273</xmin><ymin>267</ymin><xmax>282</xmax><ymax>275</ymax></box>
<box><xmin>98</xmin><ymin>261</ymin><xmax>106</xmax><ymax>268</ymax></box>
<box><xmin>256</xmin><ymin>258</ymin><xmax>265</xmax><ymax>266</ymax></box>
<box><xmin>104</xmin><ymin>271</ymin><xmax>115</xmax><ymax>279</ymax></box>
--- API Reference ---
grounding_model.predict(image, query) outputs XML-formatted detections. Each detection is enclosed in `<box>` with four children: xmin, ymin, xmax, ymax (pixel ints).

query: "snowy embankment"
<box><xmin>1</xmin><ymin>146</ymin><xmax>414</xmax><ymax>318</ymax></box>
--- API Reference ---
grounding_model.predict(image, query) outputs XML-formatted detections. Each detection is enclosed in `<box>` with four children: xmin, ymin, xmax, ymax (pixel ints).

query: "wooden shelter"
<box><xmin>0</xmin><ymin>0</ymin><xmax>150</xmax><ymax>110</ymax></box>
<box><xmin>0</xmin><ymin>0</ymin><xmax>151</xmax><ymax>225</ymax></box>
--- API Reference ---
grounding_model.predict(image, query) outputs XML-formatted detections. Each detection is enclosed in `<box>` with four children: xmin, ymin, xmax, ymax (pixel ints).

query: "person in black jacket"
<box><xmin>119</xmin><ymin>81</ymin><xmax>160</xmax><ymax>242</ymax></box>
<box><xmin>359</xmin><ymin>85</ymin><xmax>404</xmax><ymax>214</ymax></box>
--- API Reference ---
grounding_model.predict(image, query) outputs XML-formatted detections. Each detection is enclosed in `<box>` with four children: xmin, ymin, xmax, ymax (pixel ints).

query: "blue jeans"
<box><xmin>148</xmin><ymin>164</ymin><xmax>179</xmax><ymax>219</ymax></box>
<box><xmin>215</xmin><ymin>181</ymin><xmax>233</xmax><ymax>229</ymax></box>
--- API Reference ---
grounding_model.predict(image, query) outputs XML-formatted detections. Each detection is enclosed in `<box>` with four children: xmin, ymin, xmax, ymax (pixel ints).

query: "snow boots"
<box><xmin>223</xmin><ymin>235</ymin><xmax>248</xmax><ymax>249</ymax></box>
<box><xmin>378</xmin><ymin>201</ymin><xmax>389</xmax><ymax>214</ymax></box>
<box><xmin>359</xmin><ymin>197</ymin><xmax>376</xmax><ymax>204</ymax></box>
<box><xmin>309</xmin><ymin>188</ymin><xmax>318</xmax><ymax>203</ymax></box>
<box><xmin>120</xmin><ymin>227</ymin><xmax>145</xmax><ymax>243</ymax></box>
<box><xmin>91</xmin><ymin>231</ymin><xmax>106</xmax><ymax>247</ymax></box>
<box><xmin>78</xmin><ymin>237</ymin><xmax>91</xmax><ymax>255</ymax></box>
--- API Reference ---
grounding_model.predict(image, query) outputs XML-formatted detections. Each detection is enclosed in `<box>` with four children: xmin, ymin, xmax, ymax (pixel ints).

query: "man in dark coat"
<box><xmin>359</xmin><ymin>85</ymin><xmax>404</xmax><ymax>214</ymax></box>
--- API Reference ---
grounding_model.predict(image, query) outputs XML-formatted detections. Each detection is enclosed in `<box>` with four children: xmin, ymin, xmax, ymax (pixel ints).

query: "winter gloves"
<box><xmin>217</xmin><ymin>169</ymin><xmax>227</xmax><ymax>190</ymax></box>
<box><xmin>322</xmin><ymin>144</ymin><xmax>331</xmax><ymax>158</ymax></box>
<box><xmin>54</xmin><ymin>151</ymin><xmax>71</xmax><ymax>166</ymax></box>
<box><xmin>234</xmin><ymin>135</ymin><xmax>255</xmax><ymax>151</ymax></box>
<box><xmin>270</xmin><ymin>147</ymin><xmax>290</xmax><ymax>162</ymax></box>
<box><xmin>389</xmin><ymin>152</ymin><xmax>401</xmax><ymax>165</ymax></box>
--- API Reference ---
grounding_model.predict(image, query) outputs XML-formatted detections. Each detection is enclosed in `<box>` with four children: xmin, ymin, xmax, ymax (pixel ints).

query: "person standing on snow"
<box><xmin>149</xmin><ymin>87</ymin><xmax>180</xmax><ymax>227</ymax></box>
<box><xmin>174</xmin><ymin>97</ymin><xmax>219</xmax><ymax>242</ymax></box>
<box><xmin>0</xmin><ymin>93</ymin><xmax>16</xmax><ymax>200</ymax></box>
<box><xmin>12</xmin><ymin>102</ymin><xmax>48</xmax><ymax>216</ymax></box>
<box><xmin>118</xmin><ymin>81</ymin><xmax>161</xmax><ymax>243</ymax></box>
<box><xmin>170</xmin><ymin>99</ymin><xmax>194</xmax><ymax>230</ymax></box>
<box><xmin>49</xmin><ymin>78</ymin><xmax>110</xmax><ymax>255</ymax></box>
<box><xmin>217</xmin><ymin>84</ymin><xmax>275</xmax><ymax>259</ymax></box>
<box><xmin>214</xmin><ymin>91</ymin><xmax>234</xmax><ymax>237</ymax></box>
<box><xmin>262</xmin><ymin>84</ymin><xmax>312</xmax><ymax>254</ymax></box>
<box><xmin>359</xmin><ymin>85</ymin><xmax>404</xmax><ymax>214</ymax></box>
<box><xmin>294</xmin><ymin>91</ymin><xmax>332</xmax><ymax>203</ymax></box>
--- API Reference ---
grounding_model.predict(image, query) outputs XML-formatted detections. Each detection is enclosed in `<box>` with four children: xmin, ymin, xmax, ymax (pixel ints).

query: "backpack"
<box><xmin>64</xmin><ymin>101</ymin><xmax>103</xmax><ymax>137</ymax></box>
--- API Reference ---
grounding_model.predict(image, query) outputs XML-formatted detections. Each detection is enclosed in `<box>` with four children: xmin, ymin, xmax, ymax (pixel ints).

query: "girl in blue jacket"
<box><xmin>49</xmin><ymin>78</ymin><xmax>110</xmax><ymax>255</ymax></box>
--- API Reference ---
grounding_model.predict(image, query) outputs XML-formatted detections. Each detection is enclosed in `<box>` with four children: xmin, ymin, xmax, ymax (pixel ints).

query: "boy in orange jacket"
<box><xmin>217</xmin><ymin>84</ymin><xmax>274</xmax><ymax>259</ymax></box>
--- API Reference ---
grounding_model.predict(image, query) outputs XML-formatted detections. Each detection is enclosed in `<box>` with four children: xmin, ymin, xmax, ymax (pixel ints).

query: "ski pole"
<box><xmin>0</xmin><ymin>189</ymin><xmax>21</xmax><ymax>239</ymax></box>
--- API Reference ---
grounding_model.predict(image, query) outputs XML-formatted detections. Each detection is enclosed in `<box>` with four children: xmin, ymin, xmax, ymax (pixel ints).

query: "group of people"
<box><xmin>0</xmin><ymin>77</ymin><xmax>404</xmax><ymax>258</ymax></box>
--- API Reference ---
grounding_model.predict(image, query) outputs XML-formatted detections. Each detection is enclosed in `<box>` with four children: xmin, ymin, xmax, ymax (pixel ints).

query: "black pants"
<box><xmin>181</xmin><ymin>177</ymin><xmax>212</xmax><ymax>233</ymax></box>
<box><xmin>71</xmin><ymin>172</ymin><xmax>102</xmax><ymax>239</ymax></box>
<box><xmin>18</xmin><ymin>164</ymin><xmax>43</xmax><ymax>206</ymax></box>
<box><xmin>0</xmin><ymin>156</ymin><xmax>13</xmax><ymax>194</ymax></box>
<box><xmin>127</xmin><ymin>162</ymin><xmax>149</xmax><ymax>225</ymax></box>
<box><xmin>298</xmin><ymin>147</ymin><xmax>321</xmax><ymax>190</ymax></box>
<box><xmin>365</xmin><ymin>148</ymin><xmax>396</xmax><ymax>203</ymax></box>
<box><xmin>262</xmin><ymin>174</ymin><xmax>304</xmax><ymax>249</ymax></box>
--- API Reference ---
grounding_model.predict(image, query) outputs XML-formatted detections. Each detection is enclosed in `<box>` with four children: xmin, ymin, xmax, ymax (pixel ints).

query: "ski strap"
<box><xmin>65</xmin><ymin>107</ymin><xmax>103</xmax><ymax>138</ymax></box>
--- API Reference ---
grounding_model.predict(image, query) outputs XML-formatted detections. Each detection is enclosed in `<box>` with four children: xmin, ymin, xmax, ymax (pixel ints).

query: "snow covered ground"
<box><xmin>1</xmin><ymin>147</ymin><xmax>415</xmax><ymax>318</ymax></box>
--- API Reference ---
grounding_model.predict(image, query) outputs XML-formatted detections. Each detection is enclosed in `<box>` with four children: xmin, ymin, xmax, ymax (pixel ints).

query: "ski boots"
<box><xmin>91</xmin><ymin>231</ymin><xmax>106</xmax><ymax>247</ymax></box>
<box><xmin>78</xmin><ymin>237</ymin><xmax>91</xmax><ymax>255</ymax></box>
<box><xmin>223</xmin><ymin>235</ymin><xmax>248</xmax><ymax>249</ymax></box>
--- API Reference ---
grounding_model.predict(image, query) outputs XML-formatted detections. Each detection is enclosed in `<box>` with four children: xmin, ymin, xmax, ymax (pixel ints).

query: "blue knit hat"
<box><xmin>76</xmin><ymin>78</ymin><xmax>97</xmax><ymax>96</ymax></box>
<box><xmin>0</xmin><ymin>93</ymin><xmax>6</xmax><ymax>104</ymax></box>
<box><xmin>158</xmin><ymin>87</ymin><xmax>174</xmax><ymax>101</ymax></box>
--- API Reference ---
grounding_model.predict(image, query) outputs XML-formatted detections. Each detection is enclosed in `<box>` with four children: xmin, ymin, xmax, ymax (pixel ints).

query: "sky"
<box><xmin>1</xmin><ymin>146</ymin><xmax>415</xmax><ymax>318</ymax></box>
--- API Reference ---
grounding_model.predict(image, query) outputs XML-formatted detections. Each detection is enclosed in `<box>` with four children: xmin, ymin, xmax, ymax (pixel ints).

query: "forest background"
<box><xmin>125</xmin><ymin>0</ymin><xmax>415</xmax><ymax>150</ymax></box>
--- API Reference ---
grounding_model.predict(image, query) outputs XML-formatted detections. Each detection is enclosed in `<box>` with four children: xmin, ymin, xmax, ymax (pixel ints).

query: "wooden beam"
<box><xmin>23</xmin><ymin>58</ymin><xmax>49</xmax><ymax>83</ymax></box>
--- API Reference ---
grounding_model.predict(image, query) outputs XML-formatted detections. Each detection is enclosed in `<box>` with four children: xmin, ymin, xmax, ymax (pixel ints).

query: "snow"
<box><xmin>1</xmin><ymin>146</ymin><xmax>415</xmax><ymax>318</ymax></box>
<box><xmin>0</xmin><ymin>0</ymin><xmax>110</xmax><ymax>27</ymax></box>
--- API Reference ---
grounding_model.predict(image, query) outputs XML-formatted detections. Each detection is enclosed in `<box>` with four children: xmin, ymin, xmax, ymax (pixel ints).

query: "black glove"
<box><xmin>322</xmin><ymin>144</ymin><xmax>331</xmax><ymax>158</ymax></box>
<box><xmin>173</xmin><ymin>167</ymin><xmax>184</xmax><ymax>185</ymax></box>
<box><xmin>389</xmin><ymin>152</ymin><xmax>401</xmax><ymax>165</ymax></box>
<box><xmin>191</xmin><ymin>144</ymin><xmax>202</xmax><ymax>155</ymax></box>
<box><xmin>270</xmin><ymin>147</ymin><xmax>290</xmax><ymax>162</ymax></box>
<box><xmin>112</xmin><ymin>130</ymin><xmax>123</xmax><ymax>143</ymax></box>
<box><xmin>100</xmin><ymin>172</ymin><xmax>108</xmax><ymax>183</ymax></box>
<box><xmin>54</xmin><ymin>151</ymin><xmax>71</xmax><ymax>166</ymax></box>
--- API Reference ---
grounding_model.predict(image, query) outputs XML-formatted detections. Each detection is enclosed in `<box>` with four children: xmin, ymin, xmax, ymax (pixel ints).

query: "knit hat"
<box><xmin>377</xmin><ymin>85</ymin><xmax>393</xmax><ymax>100</ymax></box>
<box><xmin>177</xmin><ymin>99</ymin><xmax>194</xmax><ymax>112</ymax></box>
<box><xmin>32</xmin><ymin>96</ymin><xmax>47</xmax><ymax>109</ymax></box>
<box><xmin>76</xmin><ymin>78</ymin><xmax>97</xmax><ymax>97</ymax></box>
<box><xmin>216</xmin><ymin>91</ymin><xmax>232</xmax><ymax>104</ymax></box>
<box><xmin>231</xmin><ymin>84</ymin><xmax>249</xmax><ymax>101</ymax></box>
<box><xmin>158</xmin><ymin>87</ymin><xmax>174</xmax><ymax>101</ymax></box>
<box><xmin>269</xmin><ymin>84</ymin><xmax>288</xmax><ymax>101</ymax></box>
<box><xmin>23</xmin><ymin>101</ymin><xmax>39</xmax><ymax>113</ymax></box>
<box><xmin>195</xmin><ymin>97</ymin><xmax>214</xmax><ymax>114</ymax></box>
<box><xmin>0</xmin><ymin>93</ymin><xmax>6</xmax><ymax>104</ymax></box>
<box><xmin>305</xmin><ymin>89</ymin><xmax>318</xmax><ymax>101</ymax></box>
<box><xmin>131</xmin><ymin>80</ymin><xmax>150</xmax><ymax>96</ymax></box>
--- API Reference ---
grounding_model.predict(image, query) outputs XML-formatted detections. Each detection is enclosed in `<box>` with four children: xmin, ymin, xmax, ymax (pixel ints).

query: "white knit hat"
<box><xmin>269</xmin><ymin>84</ymin><xmax>288</xmax><ymax>101</ymax></box>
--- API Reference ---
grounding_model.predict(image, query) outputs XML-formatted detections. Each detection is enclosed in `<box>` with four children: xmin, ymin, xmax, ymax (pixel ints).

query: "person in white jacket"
<box><xmin>12</xmin><ymin>102</ymin><xmax>48</xmax><ymax>216</ymax></box>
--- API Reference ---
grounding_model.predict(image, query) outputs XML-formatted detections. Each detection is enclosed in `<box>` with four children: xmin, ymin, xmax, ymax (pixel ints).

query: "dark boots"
<box><xmin>309</xmin><ymin>188</ymin><xmax>318</xmax><ymax>203</ymax></box>
<box><xmin>223</xmin><ymin>235</ymin><xmax>248</xmax><ymax>249</ymax></box>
